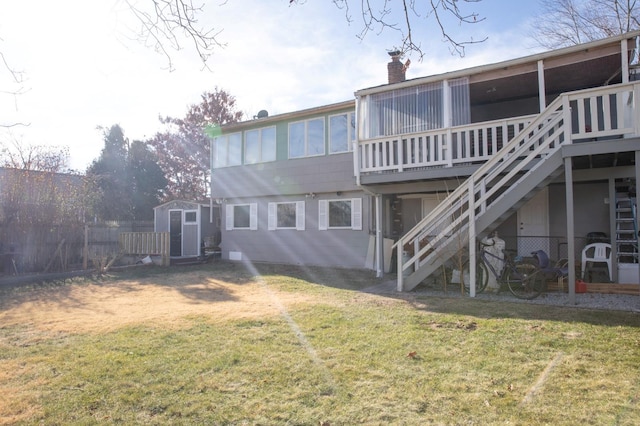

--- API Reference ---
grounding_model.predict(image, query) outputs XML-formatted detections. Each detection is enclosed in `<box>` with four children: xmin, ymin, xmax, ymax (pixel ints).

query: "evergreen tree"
<box><xmin>88</xmin><ymin>125</ymin><xmax>167</xmax><ymax>221</ymax></box>
<box><xmin>128</xmin><ymin>140</ymin><xmax>168</xmax><ymax>220</ymax></box>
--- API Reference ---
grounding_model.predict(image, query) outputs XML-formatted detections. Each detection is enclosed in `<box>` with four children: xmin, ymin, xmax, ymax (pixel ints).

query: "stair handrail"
<box><xmin>395</xmin><ymin>81</ymin><xmax>639</xmax><ymax>289</ymax></box>
<box><xmin>393</xmin><ymin>94</ymin><xmax>566</xmax><ymax>248</ymax></box>
<box><xmin>394</xmin><ymin>92</ymin><xmax>568</xmax><ymax>287</ymax></box>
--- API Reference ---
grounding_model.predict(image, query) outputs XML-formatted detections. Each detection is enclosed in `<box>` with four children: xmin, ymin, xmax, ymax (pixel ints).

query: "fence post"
<box><xmin>83</xmin><ymin>224</ymin><xmax>89</xmax><ymax>270</ymax></box>
<box><xmin>163</xmin><ymin>233</ymin><xmax>170</xmax><ymax>266</ymax></box>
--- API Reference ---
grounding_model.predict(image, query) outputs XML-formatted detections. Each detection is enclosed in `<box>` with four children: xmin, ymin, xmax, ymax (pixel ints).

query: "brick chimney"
<box><xmin>387</xmin><ymin>50</ymin><xmax>406</xmax><ymax>84</ymax></box>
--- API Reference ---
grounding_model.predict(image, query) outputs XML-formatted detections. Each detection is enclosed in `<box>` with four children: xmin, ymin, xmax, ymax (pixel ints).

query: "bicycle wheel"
<box><xmin>505</xmin><ymin>260</ymin><xmax>544</xmax><ymax>299</ymax></box>
<box><xmin>461</xmin><ymin>259</ymin><xmax>489</xmax><ymax>294</ymax></box>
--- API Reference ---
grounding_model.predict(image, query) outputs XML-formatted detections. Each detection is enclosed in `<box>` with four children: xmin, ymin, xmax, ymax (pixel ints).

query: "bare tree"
<box><xmin>125</xmin><ymin>0</ymin><xmax>485</xmax><ymax>68</ymax></box>
<box><xmin>323</xmin><ymin>0</ymin><xmax>486</xmax><ymax>59</ymax></box>
<box><xmin>533</xmin><ymin>0</ymin><xmax>640</xmax><ymax>49</ymax></box>
<box><xmin>0</xmin><ymin>43</ymin><xmax>29</xmax><ymax>128</ymax></box>
<box><xmin>2</xmin><ymin>0</ymin><xmax>485</xmax><ymax>83</ymax></box>
<box><xmin>0</xmin><ymin>140</ymin><xmax>69</xmax><ymax>172</ymax></box>
<box><xmin>122</xmin><ymin>0</ymin><xmax>225</xmax><ymax>71</ymax></box>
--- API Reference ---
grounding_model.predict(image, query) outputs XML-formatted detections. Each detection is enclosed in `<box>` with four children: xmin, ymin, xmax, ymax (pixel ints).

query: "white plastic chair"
<box><xmin>581</xmin><ymin>243</ymin><xmax>612</xmax><ymax>282</ymax></box>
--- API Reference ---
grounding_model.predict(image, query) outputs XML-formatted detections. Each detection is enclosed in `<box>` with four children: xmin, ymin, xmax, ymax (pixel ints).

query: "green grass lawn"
<box><xmin>1</xmin><ymin>262</ymin><xmax>639</xmax><ymax>425</ymax></box>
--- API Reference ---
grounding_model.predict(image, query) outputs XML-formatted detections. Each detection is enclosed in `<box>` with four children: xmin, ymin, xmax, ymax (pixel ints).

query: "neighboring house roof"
<box><xmin>0</xmin><ymin>167</ymin><xmax>90</xmax><ymax>226</ymax></box>
<box><xmin>0</xmin><ymin>167</ymin><xmax>88</xmax><ymax>203</ymax></box>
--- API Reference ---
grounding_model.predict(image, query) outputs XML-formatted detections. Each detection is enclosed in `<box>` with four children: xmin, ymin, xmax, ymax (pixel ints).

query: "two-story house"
<box><xmin>212</xmin><ymin>31</ymin><xmax>640</xmax><ymax>298</ymax></box>
<box><xmin>209</xmin><ymin>101</ymin><xmax>376</xmax><ymax>269</ymax></box>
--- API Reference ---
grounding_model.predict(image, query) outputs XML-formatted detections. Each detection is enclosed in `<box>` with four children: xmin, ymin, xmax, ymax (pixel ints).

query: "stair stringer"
<box><xmin>401</xmin><ymin>136</ymin><xmax>566</xmax><ymax>291</ymax></box>
<box><xmin>395</xmin><ymin>82</ymin><xmax>640</xmax><ymax>292</ymax></box>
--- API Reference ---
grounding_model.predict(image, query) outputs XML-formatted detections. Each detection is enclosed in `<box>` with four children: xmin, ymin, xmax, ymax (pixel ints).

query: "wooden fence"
<box><xmin>1</xmin><ymin>221</ymin><xmax>155</xmax><ymax>275</ymax></box>
<box><xmin>118</xmin><ymin>232</ymin><xmax>170</xmax><ymax>266</ymax></box>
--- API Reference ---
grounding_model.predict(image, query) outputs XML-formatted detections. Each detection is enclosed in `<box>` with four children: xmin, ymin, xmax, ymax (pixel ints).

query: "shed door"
<box><xmin>182</xmin><ymin>210</ymin><xmax>199</xmax><ymax>256</ymax></box>
<box><xmin>170</xmin><ymin>210</ymin><xmax>182</xmax><ymax>256</ymax></box>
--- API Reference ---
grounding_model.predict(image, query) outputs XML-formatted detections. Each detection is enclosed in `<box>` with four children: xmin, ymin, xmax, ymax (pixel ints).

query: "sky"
<box><xmin>0</xmin><ymin>0</ymin><xmax>544</xmax><ymax>171</ymax></box>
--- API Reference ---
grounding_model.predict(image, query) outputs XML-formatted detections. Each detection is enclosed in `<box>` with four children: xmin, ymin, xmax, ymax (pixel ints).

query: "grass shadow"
<box><xmin>0</xmin><ymin>260</ymin><xmax>259</xmax><ymax>312</ymax></box>
<box><xmin>399</xmin><ymin>291</ymin><xmax>640</xmax><ymax>328</ymax></box>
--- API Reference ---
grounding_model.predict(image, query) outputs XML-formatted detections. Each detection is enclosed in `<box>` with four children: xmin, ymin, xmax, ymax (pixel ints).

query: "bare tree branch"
<box><xmin>122</xmin><ymin>0</ymin><xmax>487</xmax><ymax>67</ymax></box>
<box><xmin>0</xmin><ymin>49</ymin><xmax>30</xmax><ymax>128</ymax></box>
<box><xmin>0</xmin><ymin>139</ymin><xmax>70</xmax><ymax>172</ymax></box>
<box><xmin>320</xmin><ymin>0</ymin><xmax>485</xmax><ymax>60</ymax></box>
<box><xmin>122</xmin><ymin>0</ymin><xmax>225</xmax><ymax>71</ymax></box>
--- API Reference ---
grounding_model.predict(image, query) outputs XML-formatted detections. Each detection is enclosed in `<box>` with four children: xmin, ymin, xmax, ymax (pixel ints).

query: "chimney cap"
<box><xmin>388</xmin><ymin>50</ymin><xmax>402</xmax><ymax>58</ymax></box>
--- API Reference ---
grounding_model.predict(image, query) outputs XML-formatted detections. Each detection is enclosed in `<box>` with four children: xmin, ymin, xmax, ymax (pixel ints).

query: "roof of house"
<box><xmin>217</xmin><ymin>32</ymin><xmax>640</xmax><ymax>135</ymax></box>
<box><xmin>219</xmin><ymin>99</ymin><xmax>355</xmax><ymax>132</ymax></box>
<box><xmin>356</xmin><ymin>31</ymin><xmax>640</xmax><ymax>99</ymax></box>
<box><xmin>153</xmin><ymin>199</ymin><xmax>213</xmax><ymax>210</ymax></box>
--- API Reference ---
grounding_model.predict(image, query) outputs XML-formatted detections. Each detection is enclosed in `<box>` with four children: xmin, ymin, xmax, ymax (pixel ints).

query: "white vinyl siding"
<box><xmin>213</xmin><ymin>132</ymin><xmax>242</xmax><ymax>168</ymax></box>
<box><xmin>226</xmin><ymin>203</ymin><xmax>257</xmax><ymax>230</ymax></box>
<box><xmin>289</xmin><ymin>117</ymin><xmax>325</xmax><ymax>158</ymax></box>
<box><xmin>318</xmin><ymin>198</ymin><xmax>362</xmax><ymax>230</ymax></box>
<box><xmin>268</xmin><ymin>201</ymin><xmax>305</xmax><ymax>230</ymax></box>
<box><xmin>329</xmin><ymin>112</ymin><xmax>356</xmax><ymax>153</ymax></box>
<box><xmin>244</xmin><ymin>126</ymin><xmax>276</xmax><ymax>164</ymax></box>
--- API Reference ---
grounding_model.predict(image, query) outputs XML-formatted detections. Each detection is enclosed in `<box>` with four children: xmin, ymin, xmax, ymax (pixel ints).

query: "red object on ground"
<box><xmin>575</xmin><ymin>280</ymin><xmax>587</xmax><ymax>293</ymax></box>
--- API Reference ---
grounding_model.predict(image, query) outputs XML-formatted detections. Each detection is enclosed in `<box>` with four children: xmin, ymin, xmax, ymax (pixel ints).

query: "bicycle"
<box><xmin>454</xmin><ymin>240</ymin><xmax>545</xmax><ymax>299</ymax></box>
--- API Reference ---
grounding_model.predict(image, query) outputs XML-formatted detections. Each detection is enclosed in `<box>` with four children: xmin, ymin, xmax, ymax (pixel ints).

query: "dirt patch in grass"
<box><xmin>0</xmin><ymin>268</ymin><xmax>315</xmax><ymax>335</ymax></box>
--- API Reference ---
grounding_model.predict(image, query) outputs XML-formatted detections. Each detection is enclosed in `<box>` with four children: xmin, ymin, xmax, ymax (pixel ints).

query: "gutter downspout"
<box><xmin>375</xmin><ymin>194</ymin><xmax>383</xmax><ymax>279</ymax></box>
<box><xmin>354</xmin><ymin>96</ymin><xmax>362</xmax><ymax>186</ymax></box>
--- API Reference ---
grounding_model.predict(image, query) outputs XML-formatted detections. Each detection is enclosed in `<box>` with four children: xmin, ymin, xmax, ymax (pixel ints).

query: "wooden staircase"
<box><xmin>394</xmin><ymin>83</ymin><xmax>639</xmax><ymax>292</ymax></box>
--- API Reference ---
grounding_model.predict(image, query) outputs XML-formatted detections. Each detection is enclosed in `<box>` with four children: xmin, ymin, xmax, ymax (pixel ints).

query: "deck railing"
<box><xmin>357</xmin><ymin>115</ymin><xmax>536</xmax><ymax>175</ymax></box>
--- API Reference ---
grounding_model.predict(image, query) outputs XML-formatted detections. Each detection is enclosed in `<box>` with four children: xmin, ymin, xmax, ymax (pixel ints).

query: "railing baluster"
<box><xmin>602</xmin><ymin>93</ymin><xmax>612</xmax><ymax>131</ymax></box>
<box><xmin>617</xmin><ymin>90</ymin><xmax>626</xmax><ymax>131</ymax></box>
<box><xmin>589</xmin><ymin>96</ymin><xmax>598</xmax><ymax>132</ymax></box>
<box><xmin>577</xmin><ymin>99</ymin><xmax>586</xmax><ymax>134</ymax></box>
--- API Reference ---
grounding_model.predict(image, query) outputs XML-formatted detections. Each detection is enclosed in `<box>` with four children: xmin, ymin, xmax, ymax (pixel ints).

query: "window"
<box><xmin>212</xmin><ymin>132</ymin><xmax>242</xmax><ymax>168</ymax></box>
<box><xmin>245</xmin><ymin>126</ymin><xmax>276</xmax><ymax>164</ymax></box>
<box><xmin>268</xmin><ymin>201</ymin><xmax>305</xmax><ymax>230</ymax></box>
<box><xmin>450</xmin><ymin>77</ymin><xmax>471</xmax><ymax>126</ymax></box>
<box><xmin>362</xmin><ymin>78</ymin><xmax>469</xmax><ymax>139</ymax></box>
<box><xmin>289</xmin><ymin>117</ymin><xmax>325</xmax><ymax>158</ymax></box>
<box><xmin>329</xmin><ymin>112</ymin><xmax>356</xmax><ymax>153</ymax></box>
<box><xmin>318</xmin><ymin>198</ymin><xmax>362</xmax><ymax>230</ymax></box>
<box><xmin>184</xmin><ymin>211</ymin><xmax>197</xmax><ymax>223</ymax></box>
<box><xmin>225</xmin><ymin>203</ymin><xmax>258</xmax><ymax>230</ymax></box>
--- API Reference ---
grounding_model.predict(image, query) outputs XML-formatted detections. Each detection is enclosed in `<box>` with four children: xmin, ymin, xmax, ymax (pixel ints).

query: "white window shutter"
<box><xmin>318</xmin><ymin>200</ymin><xmax>328</xmax><ymax>230</ymax></box>
<box><xmin>226</xmin><ymin>204</ymin><xmax>234</xmax><ymax>231</ymax></box>
<box><xmin>268</xmin><ymin>203</ymin><xmax>276</xmax><ymax>230</ymax></box>
<box><xmin>351</xmin><ymin>198</ymin><xmax>362</xmax><ymax>230</ymax></box>
<box><xmin>296</xmin><ymin>201</ymin><xmax>305</xmax><ymax>230</ymax></box>
<box><xmin>250</xmin><ymin>203</ymin><xmax>258</xmax><ymax>230</ymax></box>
